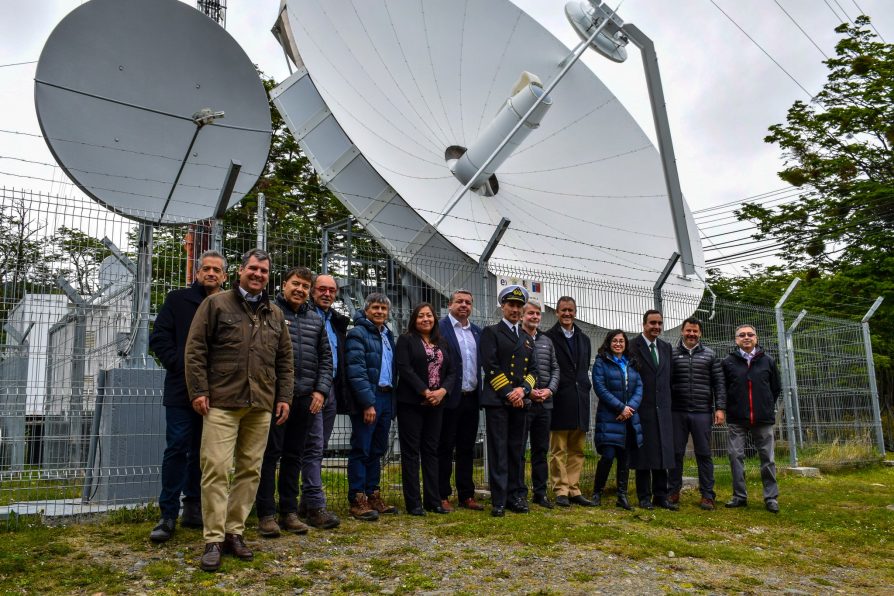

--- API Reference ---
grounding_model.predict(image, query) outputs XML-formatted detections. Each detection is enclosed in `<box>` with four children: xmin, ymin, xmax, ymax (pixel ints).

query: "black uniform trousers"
<box><xmin>438</xmin><ymin>392</ymin><xmax>480</xmax><ymax>502</ymax></box>
<box><xmin>397</xmin><ymin>401</ymin><xmax>444</xmax><ymax>510</ymax></box>
<box><xmin>485</xmin><ymin>404</ymin><xmax>528</xmax><ymax>507</ymax></box>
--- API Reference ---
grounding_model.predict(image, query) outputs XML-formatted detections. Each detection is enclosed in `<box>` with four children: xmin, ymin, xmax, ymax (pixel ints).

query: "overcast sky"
<box><xmin>2</xmin><ymin>0</ymin><xmax>892</xmax><ymax>273</ymax></box>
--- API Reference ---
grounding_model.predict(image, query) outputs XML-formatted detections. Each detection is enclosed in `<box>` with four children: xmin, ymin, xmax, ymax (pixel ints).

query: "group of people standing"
<box><xmin>146</xmin><ymin>248</ymin><xmax>783</xmax><ymax>573</ymax></box>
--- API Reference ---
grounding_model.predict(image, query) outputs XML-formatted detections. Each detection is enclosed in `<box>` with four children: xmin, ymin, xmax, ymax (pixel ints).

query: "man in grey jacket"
<box><xmin>669</xmin><ymin>317</ymin><xmax>726</xmax><ymax>510</ymax></box>
<box><xmin>521</xmin><ymin>299</ymin><xmax>560</xmax><ymax>509</ymax></box>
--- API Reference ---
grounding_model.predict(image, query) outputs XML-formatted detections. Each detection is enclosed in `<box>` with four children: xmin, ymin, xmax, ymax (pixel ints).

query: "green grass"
<box><xmin>0</xmin><ymin>464</ymin><xmax>891</xmax><ymax>593</ymax></box>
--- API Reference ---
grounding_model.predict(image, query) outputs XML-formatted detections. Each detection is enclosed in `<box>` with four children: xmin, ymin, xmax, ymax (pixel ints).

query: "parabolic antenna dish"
<box><xmin>35</xmin><ymin>0</ymin><xmax>272</xmax><ymax>225</ymax></box>
<box><xmin>272</xmin><ymin>0</ymin><xmax>705</xmax><ymax>329</ymax></box>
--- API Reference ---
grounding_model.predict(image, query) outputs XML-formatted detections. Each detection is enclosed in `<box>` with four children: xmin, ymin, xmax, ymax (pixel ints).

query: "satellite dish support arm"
<box><xmin>623</xmin><ymin>24</ymin><xmax>696</xmax><ymax>277</ymax></box>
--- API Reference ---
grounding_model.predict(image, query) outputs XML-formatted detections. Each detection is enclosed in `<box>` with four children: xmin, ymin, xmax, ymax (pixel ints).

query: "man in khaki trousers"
<box><xmin>185</xmin><ymin>248</ymin><xmax>294</xmax><ymax>572</ymax></box>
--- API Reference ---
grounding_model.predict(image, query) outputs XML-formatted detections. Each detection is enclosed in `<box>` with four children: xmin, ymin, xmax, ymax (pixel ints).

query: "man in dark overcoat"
<box><xmin>148</xmin><ymin>249</ymin><xmax>226</xmax><ymax>543</ymax></box>
<box><xmin>629</xmin><ymin>309</ymin><xmax>677</xmax><ymax>510</ymax></box>
<box><xmin>545</xmin><ymin>296</ymin><xmax>594</xmax><ymax>507</ymax></box>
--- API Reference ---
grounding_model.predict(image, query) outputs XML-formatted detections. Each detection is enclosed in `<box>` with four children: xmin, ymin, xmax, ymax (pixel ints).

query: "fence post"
<box><xmin>785</xmin><ymin>309</ymin><xmax>807</xmax><ymax>447</ymax></box>
<box><xmin>861</xmin><ymin>297</ymin><xmax>886</xmax><ymax>458</ymax></box>
<box><xmin>653</xmin><ymin>252</ymin><xmax>680</xmax><ymax>312</ymax></box>
<box><xmin>774</xmin><ymin>278</ymin><xmax>800</xmax><ymax>467</ymax></box>
<box><xmin>256</xmin><ymin>192</ymin><xmax>266</xmax><ymax>250</ymax></box>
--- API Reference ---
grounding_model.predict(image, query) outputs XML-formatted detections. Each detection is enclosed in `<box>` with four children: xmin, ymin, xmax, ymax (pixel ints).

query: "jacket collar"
<box><xmin>676</xmin><ymin>338</ymin><xmax>704</xmax><ymax>353</ymax></box>
<box><xmin>275</xmin><ymin>293</ymin><xmax>308</xmax><ymax>314</ymax></box>
<box><xmin>232</xmin><ymin>285</ymin><xmax>270</xmax><ymax>307</ymax></box>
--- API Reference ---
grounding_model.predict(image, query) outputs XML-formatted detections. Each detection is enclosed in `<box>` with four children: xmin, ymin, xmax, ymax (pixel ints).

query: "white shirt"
<box><xmin>739</xmin><ymin>348</ymin><xmax>755</xmax><ymax>364</ymax></box>
<box><xmin>239</xmin><ymin>286</ymin><xmax>261</xmax><ymax>302</ymax></box>
<box><xmin>449</xmin><ymin>313</ymin><xmax>478</xmax><ymax>392</ymax></box>
<box><xmin>561</xmin><ymin>325</ymin><xmax>575</xmax><ymax>339</ymax></box>
<box><xmin>641</xmin><ymin>333</ymin><xmax>659</xmax><ymax>364</ymax></box>
<box><xmin>502</xmin><ymin>318</ymin><xmax>520</xmax><ymax>336</ymax></box>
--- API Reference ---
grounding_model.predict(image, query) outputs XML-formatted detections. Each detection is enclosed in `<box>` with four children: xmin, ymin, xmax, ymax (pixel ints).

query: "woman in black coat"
<box><xmin>591</xmin><ymin>330</ymin><xmax>643</xmax><ymax>510</ymax></box>
<box><xmin>396</xmin><ymin>302</ymin><xmax>456</xmax><ymax>515</ymax></box>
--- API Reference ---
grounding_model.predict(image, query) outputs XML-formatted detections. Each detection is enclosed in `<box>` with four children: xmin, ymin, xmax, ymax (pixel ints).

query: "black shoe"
<box><xmin>408</xmin><ymin>506</ymin><xmax>426</xmax><ymax>516</ymax></box>
<box><xmin>638</xmin><ymin>499</ymin><xmax>655</xmax><ymax>510</ymax></box>
<box><xmin>507</xmin><ymin>499</ymin><xmax>529</xmax><ymax>513</ymax></box>
<box><xmin>532</xmin><ymin>495</ymin><xmax>554</xmax><ymax>509</ymax></box>
<box><xmin>591</xmin><ymin>493</ymin><xmax>602</xmax><ymax>506</ymax></box>
<box><xmin>765</xmin><ymin>499</ymin><xmax>779</xmax><ymax>513</ymax></box>
<box><xmin>424</xmin><ymin>505</ymin><xmax>450</xmax><ymax>514</ymax></box>
<box><xmin>725</xmin><ymin>498</ymin><xmax>748</xmax><ymax>508</ymax></box>
<box><xmin>180</xmin><ymin>501</ymin><xmax>203</xmax><ymax>528</ymax></box>
<box><xmin>491</xmin><ymin>507</ymin><xmax>505</xmax><ymax>517</ymax></box>
<box><xmin>616</xmin><ymin>494</ymin><xmax>632</xmax><ymax>510</ymax></box>
<box><xmin>149</xmin><ymin>518</ymin><xmax>176</xmax><ymax>543</ymax></box>
<box><xmin>654</xmin><ymin>499</ymin><xmax>679</xmax><ymax>511</ymax></box>
<box><xmin>570</xmin><ymin>495</ymin><xmax>595</xmax><ymax>507</ymax></box>
<box><xmin>555</xmin><ymin>495</ymin><xmax>571</xmax><ymax>508</ymax></box>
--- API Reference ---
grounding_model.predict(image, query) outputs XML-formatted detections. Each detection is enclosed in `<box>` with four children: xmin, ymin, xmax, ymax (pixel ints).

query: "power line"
<box><xmin>0</xmin><ymin>60</ymin><xmax>38</xmax><ymax>69</ymax></box>
<box><xmin>774</xmin><ymin>0</ymin><xmax>830</xmax><ymax>59</ymax></box>
<box><xmin>849</xmin><ymin>0</ymin><xmax>887</xmax><ymax>41</ymax></box>
<box><xmin>708</xmin><ymin>0</ymin><xmax>814</xmax><ymax>98</ymax></box>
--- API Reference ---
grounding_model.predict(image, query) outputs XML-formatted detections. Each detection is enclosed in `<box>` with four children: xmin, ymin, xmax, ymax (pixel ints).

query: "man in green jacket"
<box><xmin>185</xmin><ymin>248</ymin><xmax>294</xmax><ymax>572</ymax></box>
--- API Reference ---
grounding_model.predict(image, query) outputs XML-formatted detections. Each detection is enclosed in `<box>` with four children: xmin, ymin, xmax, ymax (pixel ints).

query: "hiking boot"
<box><xmin>149</xmin><ymin>518</ymin><xmax>175</xmax><ymax>543</ymax></box>
<box><xmin>200</xmin><ymin>542</ymin><xmax>222</xmax><ymax>572</ymax></box>
<box><xmin>307</xmin><ymin>507</ymin><xmax>341</xmax><ymax>530</ymax></box>
<box><xmin>223</xmin><ymin>533</ymin><xmax>253</xmax><ymax>560</ymax></box>
<box><xmin>257</xmin><ymin>515</ymin><xmax>281</xmax><ymax>538</ymax></box>
<box><xmin>279</xmin><ymin>512</ymin><xmax>310</xmax><ymax>535</ymax></box>
<box><xmin>367</xmin><ymin>490</ymin><xmax>398</xmax><ymax>514</ymax></box>
<box><xmin>350</xmin><ymin>494</ymin><xmax>379</xmax><ymax>521</ymax></box>
<box><xmin>180</xmin><ymin>500</ymin><xmax>203</xmax><ymax>528</ymax></box>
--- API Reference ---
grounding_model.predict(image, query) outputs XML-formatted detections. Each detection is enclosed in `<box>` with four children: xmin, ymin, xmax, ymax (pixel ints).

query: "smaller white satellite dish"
<box><xmin>34</xmin><ymin>0</ymin><xmax>272</xmax><ymax>225</ymax></box>
<box><xmin>565</xmin><ymin>1</ymin><xmax>629</xmax><ymax>63</ymax></box>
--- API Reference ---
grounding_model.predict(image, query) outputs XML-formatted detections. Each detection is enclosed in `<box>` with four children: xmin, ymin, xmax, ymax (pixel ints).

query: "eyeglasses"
<box><xmin>315</xmin><ymin>287</ymin><xmax>337</xmax><ymax>294</ymax></box>
<box><xmin>737</xmin><ymin>332</ymin><xmax>756</xmax><ymax>338</ymax></box>
<box><xmin>610</xmin><ymin>339</ymin><xmax>625</xmax><ymax>344</ymax></box>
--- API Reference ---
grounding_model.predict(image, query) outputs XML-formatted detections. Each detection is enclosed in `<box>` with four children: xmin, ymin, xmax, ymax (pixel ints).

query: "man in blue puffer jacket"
<box><xmin>721</xmin><ymin>324</ymin><xmax>782</xmax><ymax>513</ymax></box>
<box><xmin>345</xmin><ymin>293</ymin><xmax>399</xmax><ymax>520</ymax></box>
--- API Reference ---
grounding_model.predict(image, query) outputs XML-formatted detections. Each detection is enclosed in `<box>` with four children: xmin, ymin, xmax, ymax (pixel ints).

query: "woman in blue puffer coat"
<box><xmin>591</xmin><ymin>329</ymin><xmax>644</xmax><ymax>510</ymax></box>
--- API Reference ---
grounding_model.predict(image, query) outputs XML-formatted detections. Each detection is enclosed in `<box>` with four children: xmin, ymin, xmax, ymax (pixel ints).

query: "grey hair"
<box><xmin>364</xmin><ymin>292</ymin><xmax>391</xmax><ymax>311</ymax></box>
<box><xmin>735</xmin><ymin>323</ymin><xmax>757</xmax><ymax>336</ymax></box>
<box><xmin>195</xmin><ymin>249</ymin><xmax>227</xmax><ymax>274</ymax></box>
<box><xmin>449</xmin><ymin>288</ymin><xmax>473</xmax><ymax>303</ymax></box>
<box><xmin>240</xmin><ymin>247</ymin><xmax>271</xmax><ymax>267</ymax></box>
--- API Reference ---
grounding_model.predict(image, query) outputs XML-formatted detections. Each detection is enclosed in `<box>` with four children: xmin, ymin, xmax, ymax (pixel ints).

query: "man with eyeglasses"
<box><xmin>721</xmin><ymin>324</ymin><xmax>782</xmax><ymax>513</ymax></box>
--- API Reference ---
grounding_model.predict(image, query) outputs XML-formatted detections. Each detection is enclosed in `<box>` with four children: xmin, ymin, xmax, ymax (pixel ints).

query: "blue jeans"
<box><xmin>347</xmin><ymin>390</ymin><xmax>394</xmax><ymax>503</ymax></box>
<box><xmin>158</xmin><ymin>405</ymin><xmax>203</xmax><ymax>519</ymax></box>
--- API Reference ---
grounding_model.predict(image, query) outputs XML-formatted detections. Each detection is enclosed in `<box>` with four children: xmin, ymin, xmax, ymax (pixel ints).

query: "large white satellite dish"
<box><xmin>271</xmin><ymin>0</ymin><xmax>705</xmax><ymax>329</ymax></box>
<box><xmin>35</xmin><ymin>0</ymin><xmax>272</xmax><ymax>225</ymax></box>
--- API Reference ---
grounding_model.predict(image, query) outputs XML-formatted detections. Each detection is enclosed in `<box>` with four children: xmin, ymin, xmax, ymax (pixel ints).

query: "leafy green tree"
<box><xmin>52</xmin><ymin>225</ymin><xmax>113</xmax><ymax>296</ymax></box>
<box><xmin>725</xmin><ymin>16</ymin><xmax>893</xmax><ymax>444</ymax></box>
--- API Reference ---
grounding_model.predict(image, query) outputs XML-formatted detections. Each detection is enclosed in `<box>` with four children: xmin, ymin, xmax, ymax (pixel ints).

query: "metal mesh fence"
<box><xmin>0</xmin><ymin>188</ymin><xmax>885</xmax><ymax>521</ymax></box>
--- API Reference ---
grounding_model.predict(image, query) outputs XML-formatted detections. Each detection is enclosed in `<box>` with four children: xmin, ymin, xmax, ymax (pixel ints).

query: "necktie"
<box><xmin>513</xmin><ymin>325</ymin><xmax>519</xmax><ymax>338</ymax></box>
<box><xmin>650</xmin><ymin>342</ymin><xmax>658</xmax><ymax>366</ymax></box>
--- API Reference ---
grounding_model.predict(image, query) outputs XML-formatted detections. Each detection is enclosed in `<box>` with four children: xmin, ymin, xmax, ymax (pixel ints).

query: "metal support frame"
<box><xmin>123</xmin><ymin>223</ymin><xmax>156</xmax><ymax>368</ymax></box>
<box><xmin>321</xmin><ymin>217</ymin><xmax>354</xmax><ymax>275</ymax></box>
<box><xmin>785</xmin><ymin>309</ymin><xmax>808</xmax><ymax>447</ymax></box>
<box><xmin>478</xmin><ymin>217</ymin><xmax>511</xmax><ymax>315</ymax></box>
<box><xmin>623</xmin><ymin>24</ymin><xmax>695</xmax><ymax>277</ymax></box>
<box><xmin>256</xmin><ymin>192</ymin><xmax>267</xmax><ymax>250</ymax></box>
<box><xmin>861</xmin><ymin>297</ymin><xmax>886</xmax><ymax>457</ymax></box>
<box><xmin>774</xmin><ymin>278</ymin><xmax>800</xmax><ymax>467</ymax></box>
<box><xmin>55</xmin><ymin>276</ymin><xmax>88</xmax><ymax>467</ymax></box>
<box><xmin>653</xmin><ymin>252</ymin><xmax>680</xmax><ymax>312</ymax></box>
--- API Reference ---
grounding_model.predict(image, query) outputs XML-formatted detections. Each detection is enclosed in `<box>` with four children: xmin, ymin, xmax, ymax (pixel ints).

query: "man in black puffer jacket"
<box><xmin>669</xmin><ymin>317</ymin><xmax>726</xmax><ymax>510</ymax></box>
<box><xmin>256</xmin><ymin>267</ymin><xmax>337</xmax><ymax>536</ymax></box>
<box><xmin>721</xmin><ymin>324</ymin><xmax>782</xmax><ymax>514</ymax></box>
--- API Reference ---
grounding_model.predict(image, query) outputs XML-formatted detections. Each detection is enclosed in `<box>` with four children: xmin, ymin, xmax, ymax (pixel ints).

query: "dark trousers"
<box><xmin>635</xmin><ymin>468</ymin><xmax>669</xmax><ymax>503</ymax></box>
<box><xmin>438</xmin><ymin>393</ymin><xmax>480</xmax><ymax>501</ymax></box>
<box><xmin>347</xmin><ymin>390</ymin><xmax>394</xmax><ymax>503</ymax></box>
<box><xmin>158</xmin><ymin>405</ymin><xmax>203</xmax><ymax>519</ymax></box>
<box><xmin>484</xmin><ymin>405</ymin><xmax>527</xmax><ymax>507</ymax></box>
<box><xmin>669</xmin><ymin>411</ymin><xmax>716</xmax><ymax>499</ymax></box>
<box><xmin>322</xmin><ymin>385</ymin><xmax>337</xmax><ymax>450</ymax></box>
<box><xmin>524</xmin><ymin>406</ymin><xmax>551</xmax><ymax>499</ymax></box>
<box><xmin>397</xmin><ymin>401</ymin><xmax>444</xmax><ymax>510</ymax></box>
<box><xmin>257</xmin><ymin>396</ymin><xmax>324</xmax><ymax>516</ymax></box>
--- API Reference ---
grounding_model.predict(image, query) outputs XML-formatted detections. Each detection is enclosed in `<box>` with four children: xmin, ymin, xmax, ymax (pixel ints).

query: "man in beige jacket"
<box><xmin>185</xmin><ymin>248</ymin><xmax>293</xmax><ymax>572</ymax></box>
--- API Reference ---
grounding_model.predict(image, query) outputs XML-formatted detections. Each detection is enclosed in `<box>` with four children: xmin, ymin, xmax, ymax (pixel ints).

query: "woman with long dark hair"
<box><xmin>591</xmin><ymin>329</ymin><xmax>643</xmax><ymax>510</ymax></box>
<box><xmin>395</xmin><ymin>302</ymin><xmax>456</xmax><ymax>515</ymax></box>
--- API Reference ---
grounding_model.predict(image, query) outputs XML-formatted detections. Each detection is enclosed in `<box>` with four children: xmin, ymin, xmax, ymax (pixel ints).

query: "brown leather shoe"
<box><xmin>668</xmin><ymin>492</ymin><xmax>680</xmax><ymax>505</ymax></box>
<box><xmin>367</xmin><ymin>490</ymin><xmax>398</xmax><ymax>514</ymax></box>
<box><xmin>279</xmin><ymin>512</ymin><xmax>310</xmax><ymax>535</ymax></box>
<box><xmin>257</xmin><ymin>515</ymin><xmax>281</xmax><ymax>538</ymax></box>
<box><xmin>349</xmin><ymin>494</ymin><xmax>379</xmax><ymax>521</ymax></box>
<box><xmin>700</xmin><ymin>497</ymin><xmax>716</xmax><ymax>511</ymax></box>
<box><xmin>459</xmin><ymin>497</ymin><xmax>485</xmax><ymax>511</ymax></box>
<box><xmin>223</xmin><ymin>533</ymin><xmax>253</xmax><ymax>561</ymax></box>
<box><xmin>440</xmin><ymin>499</ymin><xmax>455</xmax><ymax>513</ymax></box>
<box><xmin>200</xmin><ymin>542</ymin><xmax>223</xmax><ymax>572</ymax></box>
